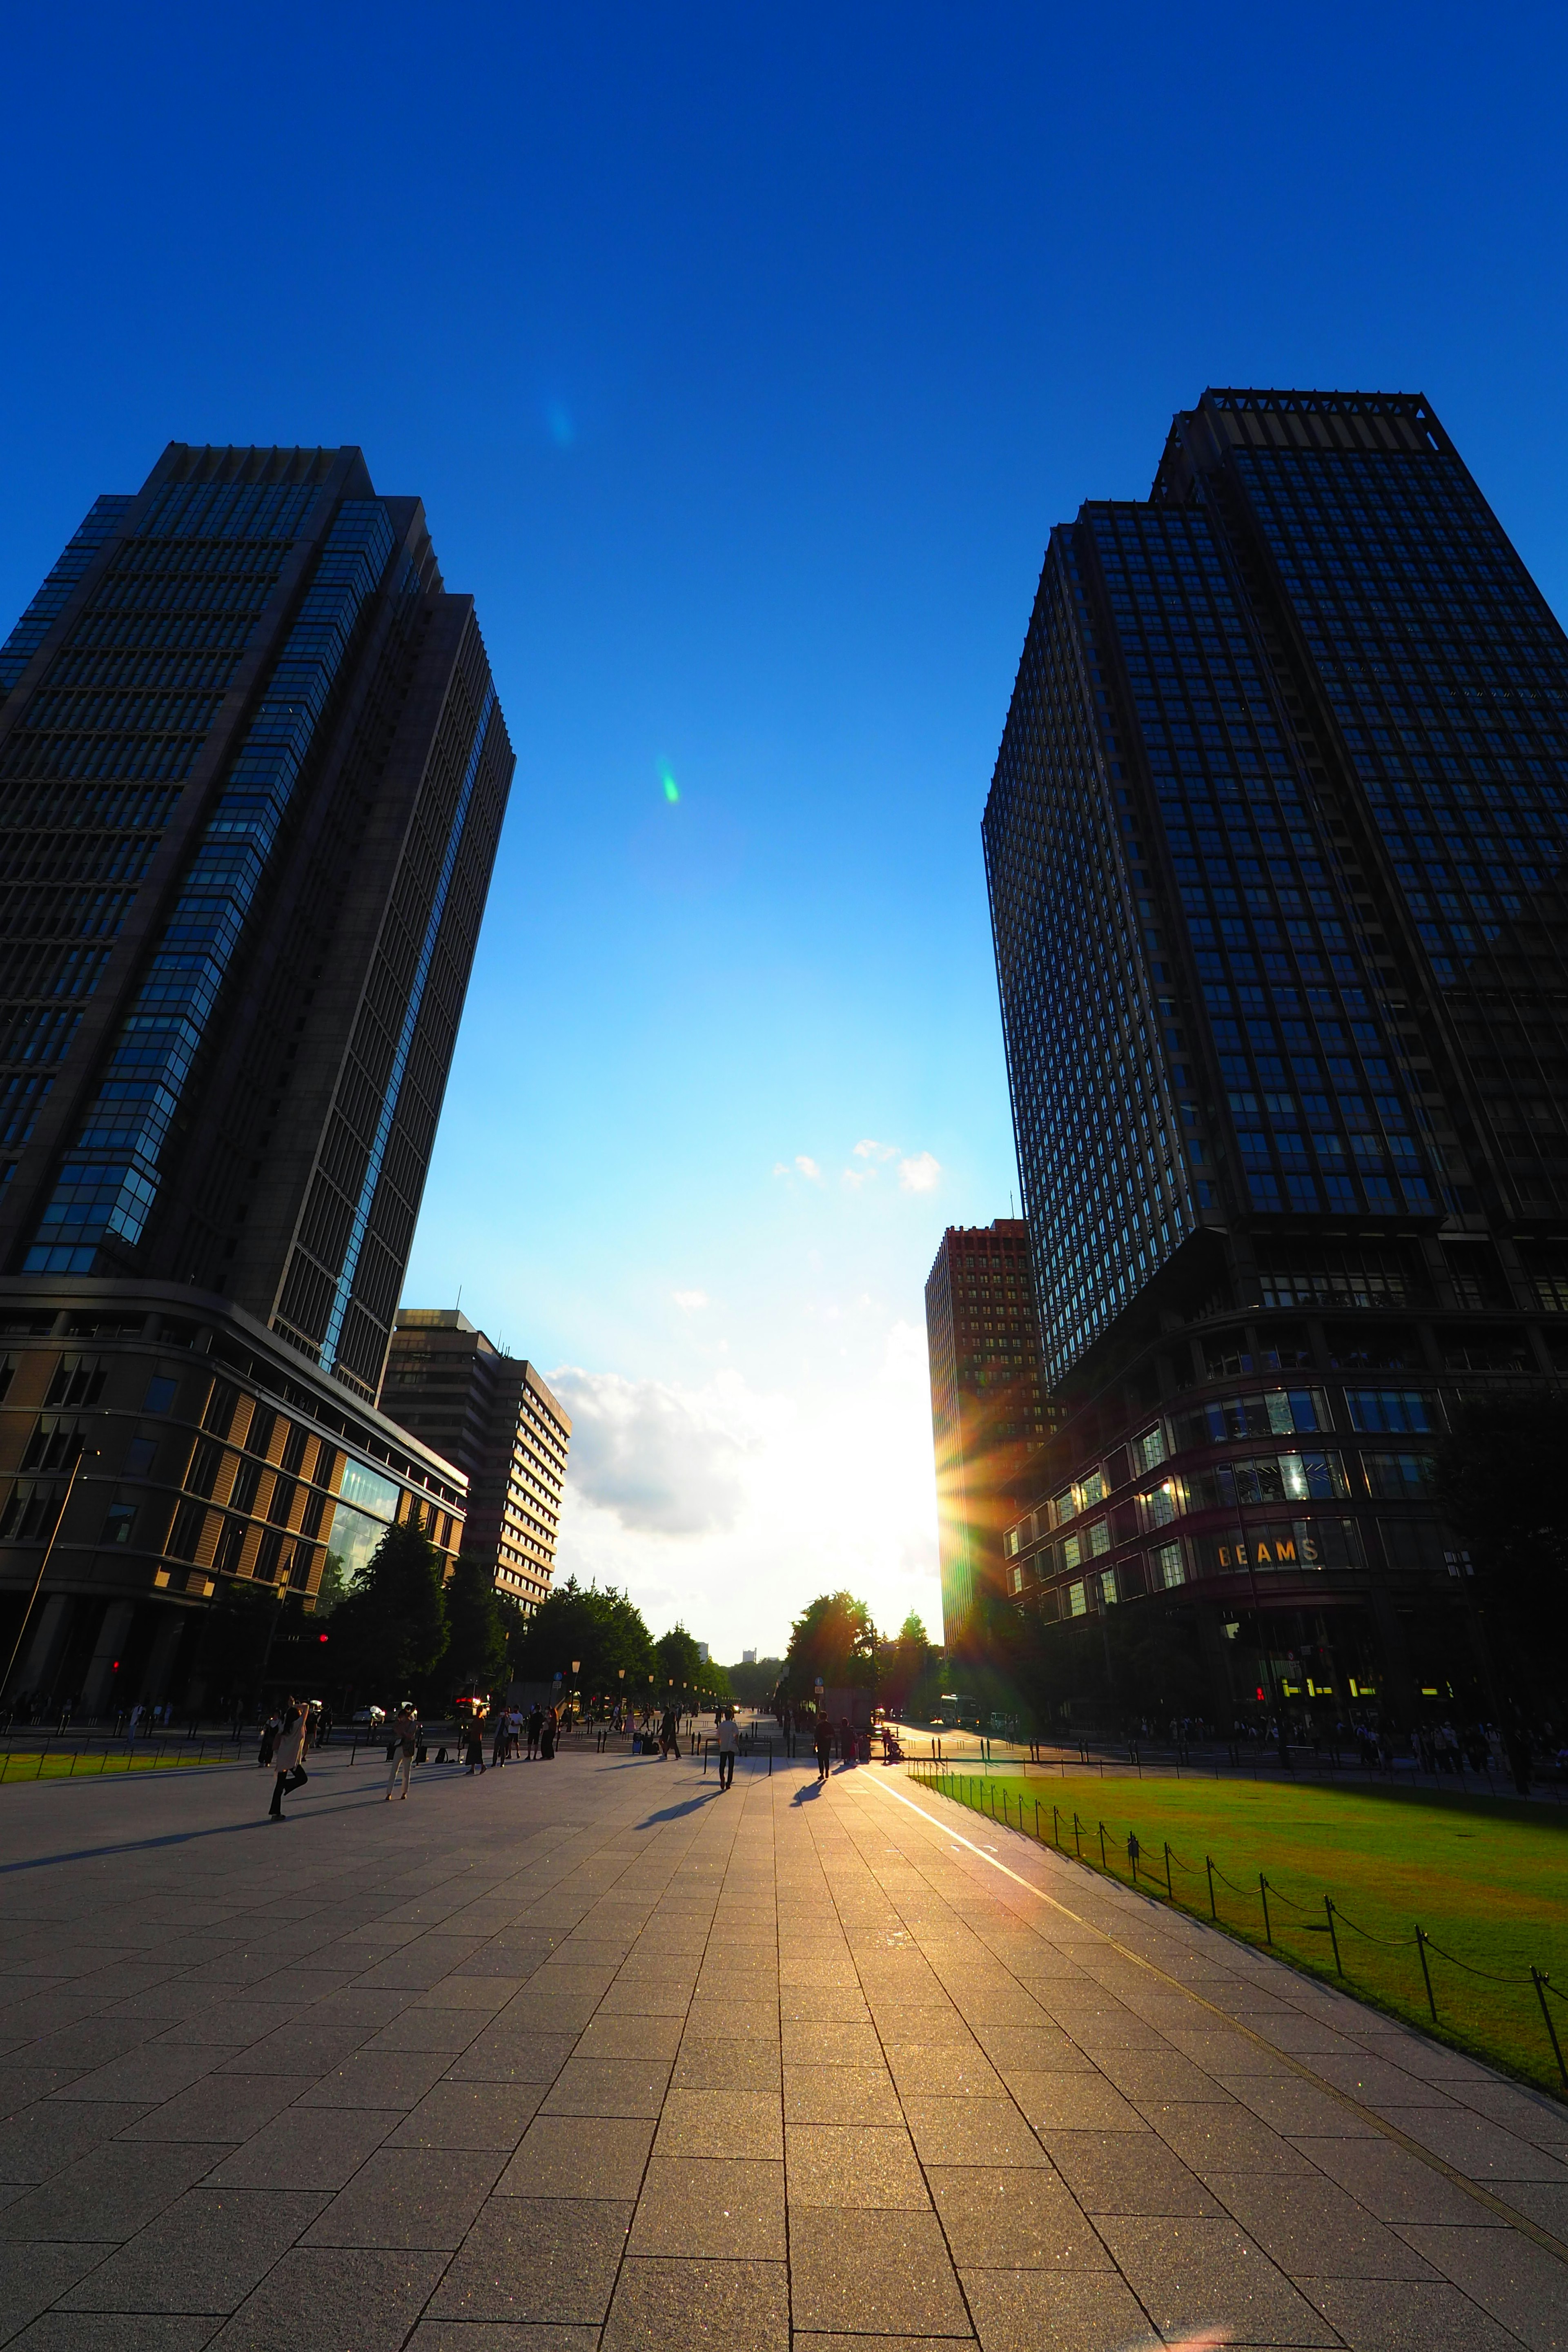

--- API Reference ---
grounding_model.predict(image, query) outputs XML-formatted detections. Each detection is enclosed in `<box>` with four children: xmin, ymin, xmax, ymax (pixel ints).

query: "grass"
<box><xmin>913</xmin><ymin>1766</ymin><xmax>1568</xmax><ymax>2101</ymax></box>
<box><xmin>0</xmin><ymin>1746</ymin><xmax>245</xmax><ymax>1784</ymax></box>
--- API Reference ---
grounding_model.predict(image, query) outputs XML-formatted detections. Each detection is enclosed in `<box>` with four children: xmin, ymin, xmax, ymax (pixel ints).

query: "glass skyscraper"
<box><xmin>985</xmin><ymin>389</ymin><xmax>1568</xmax><ymax>1727</ymax></box>
<box><xmin>0</xmin><ymin>444</ymin><xmax>512</xmax><ymax>1717</ymax></box>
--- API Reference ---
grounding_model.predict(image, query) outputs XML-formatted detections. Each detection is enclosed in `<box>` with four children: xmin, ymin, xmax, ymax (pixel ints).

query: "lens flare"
<box><xmin>659</xmin><ymin>762</ymin><xmax>680</xmax><ymax>804</ymax></box>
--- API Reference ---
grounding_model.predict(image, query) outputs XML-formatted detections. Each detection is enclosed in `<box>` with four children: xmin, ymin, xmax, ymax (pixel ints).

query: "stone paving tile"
<box><xmin>0</xmin><ymin>2096</ymin><xmax>151</xmax><ymax>2182</ymax></box>
<box><xmin>656</xmin><ymin>2085</ymin><xmax>783</xmax><ymax>2158</ymax></box>
<box><xmin>208</xmin><ymin>2245</ymin><xmax>448</xmax><ymax>2350</ymax></box>
<box><xmin>60</xmin><ymin>2186</ymin><xmax>327</xmax><ymax>2314</ymax></box>
<box><xmin>425</xmin><ymin>2197</ymin><xmax>633</xmax><ymax>2325</ymax></box>
<box><xmin>602</xmin><ymin>2253</ymin><xmax>788</xmax><ymax>2352</ymax></box>
<box><xmin>1038</xmin><ymin>2125</ymin><xmax>1223</xmax><ymax>2214</ymax></box>
<box><xmin>0</xmin><ymin>2136</ymin><xmax>219</xmax><ymax>2244</ymax></box>
<box><xmin>1291</xmin><ymin>2132</ymin><xmax>1502</xmax><ymax>2225</ymax></box>
<box><xmin>1394</xmin><ymin>2223</ymin><xmax>1568</xmax><ymax>2351</ymax></box>
<box><xmin>537</xmin><ymin>2055</ymin><xmax>671</xmax><ymax>2118</ymax></box>
<box><xmin>958</xmin><ymin>2266</ymin><xmax>1149</xmax><ymax>2352</ymax></box>
<box><xmin>303</xmin><ymin>2147</ymin><xmax>505</xmax><ymax>2250</ymax></box>
<box><xmin>386</xmin><ymin>2080</ymin><xmax>544</xmax><ymax>2150</ymax></box>
<box><xmin>786</xmin><ymin>2122</ymin><xmax>929</xmax><ymax>2208</ymax></box>
<box><xmin>790</xmin><ymin>2208</ymin><xmax>971</xmax><ymax>2334</ymax></box>
<box><xmin>118</xmin><ymin>2071</ymin><xmax>314</xmax><ymax>2143</ymax></box>
<box><xmin>405</xmin><ymin>2324</ymin><xmax>600</xmax><ymax>2350</ymax></box>
<box><xmin>1301</xmin><ymin>2274</ymin><xmax>1526</xmax><ymax>2351</ymax></box>
<box><xmin>4</xmin><ymin>2315</ymin><xmax>220</xmax><ymax>2351</ymax></box>
<box><xmin>1096</xmin><ymin>2212</ymin><xmax>1341</xmax><ymax>2345</ymax></box>
<box><xmin>926</xmin><ymin>2163</ymin><xmax>1111</xmax><ymax>2268</ymax></box>
<box><xmin>497</xmin><ymin>2112</ymin><xmax>653</xmax><ymax>2197</ymax></box>
<box><xmin>203</xmin><ymin>2103</ymin><xmax>398</xmax><ymax>2191</ymax></box>
<box><xmin>2</xmin><ymin>1747</ymin><xmax>1566</xmax><ymax>2352</ymax></box>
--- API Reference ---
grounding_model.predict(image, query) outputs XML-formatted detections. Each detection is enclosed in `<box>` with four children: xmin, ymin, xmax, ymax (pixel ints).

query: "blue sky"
<box><xmin>5</xmin><ymin>2</ymin><xmax>1567</xmax><ymax>1659</ymax></box>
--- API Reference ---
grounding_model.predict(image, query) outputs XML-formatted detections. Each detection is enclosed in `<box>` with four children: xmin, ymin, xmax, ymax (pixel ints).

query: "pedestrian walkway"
<box><xmin>0</xmin><ymin>1743</ymin><xmax>1563</xmax><ymax>2348</ymax></box>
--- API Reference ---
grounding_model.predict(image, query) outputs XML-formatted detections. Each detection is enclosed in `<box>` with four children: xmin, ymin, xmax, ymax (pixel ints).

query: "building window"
<box><xmin>1344</xmin><ymin>1388</ymin><xmax>1434</xmax><ymax>1434</ymax></box>
<box><xmin>103</xmin><ymin>1502</ymin><xmax>137</xmax><ymax>1545</ymax></box>
<box><xmin>1361</xmin><ymin>1450</ymin><xmax>1434</xmax><ymax>1498</ymax></box>
<box><xmin>1151</xmin><ymin>1541</ymin><xmax>1185</xmax><ymax>1589</ymax></box>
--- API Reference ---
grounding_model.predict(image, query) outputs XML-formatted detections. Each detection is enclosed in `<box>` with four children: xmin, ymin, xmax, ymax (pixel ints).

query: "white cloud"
<box><xmin>898</xmin><ymin>1150</ymin><xmax>941</xmax><ymax>1193</ymax></box>
<box><xmin>672</xmin><ymin>1289</ymin><xmax>709</xmax><ymax>1312</ymax></box>
<box><xmin>546</xmin><ymin>1366</ymin><xmax>749</xmax><ymax>1536</ymax></box>
<box><xmin>852</xmin><ymin>1138</ymin><xmax>900</xmax><ymax>1163</ymax></box>
<box><xmin>773</xmin><ymin>1153</ymin><xmax>822</xmax><ymax>1183</ymax></box>
<box><xmin>548</xmin><ymin>1332</ymin><xmax>940</xmax><ymax>1659</ymax></box>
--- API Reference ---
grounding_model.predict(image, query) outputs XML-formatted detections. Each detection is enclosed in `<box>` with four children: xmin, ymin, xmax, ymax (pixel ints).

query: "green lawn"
<box><xmin>0</xmin><ymin>1747</ymin><xmax>244</xmax><ymax>1784</ymax></box>
<box><xmin>912</xmin><ymin>1767</ymin><xmax>1568</xmax><ymax>2101</ymax></box>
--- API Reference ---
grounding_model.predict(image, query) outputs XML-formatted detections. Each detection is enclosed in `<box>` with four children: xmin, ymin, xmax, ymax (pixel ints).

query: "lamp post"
<box><xmin>570</xmin><ymin>1660</ymin><xmax>581</xmax><ymax>1726</ymax></box>
<box><xmin>2</xmin><ymin>1443</ymin><xmax>97</xmax><ymax>1701</ymax></box>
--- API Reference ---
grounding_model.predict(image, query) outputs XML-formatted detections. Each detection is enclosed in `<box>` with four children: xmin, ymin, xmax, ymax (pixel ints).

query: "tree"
<box><xmin>508</xmin><ymin>1578</ymin><xmax>654</xmax><ymax>1702</ymax></box>
<box><xmin>1431</xmin><ymin>1391</ymin><xmax>1568</xmax><ymax>1699</ymax></box>
<box><xmin>726</xmin><ymin>1655</ymin><xmax>785</xmax><ymax>1707</ymax></box>
<box><xmin>655</xmin><ymin>1624</ymin><xmax>703</xmax><ymax>1697</ymax></box>
<box><xmin>328</xmin><ymin>1520</ymin><xmax>448</xmax><ymax>1704</ymax></box>
<box><xmin>442</xmin><ymin>1549</ymin><xmax>510</xmax><ymax>1700</ymax></box>
<box><xmin>193</xmin><ymin>1580</ymin><xmax>284</xmax><ymax>1714</ymax></box>
<box><xmin>877</xmin><ymin>1611</ymin><xmax>939</xmax><ymax>1718</ymax></box>
<box><xmin>786</xmin><ymin>1590</ymin><xmax>877</xmax><ymax>1698</ymax></box>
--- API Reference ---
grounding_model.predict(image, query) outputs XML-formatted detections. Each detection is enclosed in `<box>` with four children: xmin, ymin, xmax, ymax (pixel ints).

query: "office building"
<box><xmin>382</xmin><ymin>1310</ymin><xmax>568</xmax><ymax>1613</ymax></box>
<box><xmin>0</xmin><ymin>443</ymin><xmax>513</xmax><ymax>1712</ymax></box>
<box><xmin>924</xmin><ymin>1219</ymin><xmax>1047</xmax><ymax>1648</ymax></box>
<box><xmin>985</xmin><ymin>388</ymin><xmax>1568</xmax><ymax>1724</ymax></box>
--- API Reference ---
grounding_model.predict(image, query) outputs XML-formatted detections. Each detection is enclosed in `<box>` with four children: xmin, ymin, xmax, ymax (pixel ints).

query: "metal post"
<box><xmin>1416</xmin><ymin>1926</ymin><xmax>1437</xmax><ymax>2020</ymax></box>
<box><xmin>1325</xmin><ymin>1896</ymin><xmax>1343</xmax><ymax>1975</ymax></box>
<box><xmin>1164</xmin><ymin>1842</ymin><xmax>1173</xmax><ymax>1901</ymax></box>
<box><xmin>1</xmin><ymin>1442</ymin><xmax>96</xmax><ymax>1699</ymax></box>
<box><xmin>1259</xmin><ymin>1874</ymin><xmax>1272</xmax><ymax>1943</ymax></box>
<box><xmin>1530</xmin><ymin>1969</ymin><xmax>1568</xmax><ymax>2090</ymax></box>
<box><xmin>1097</xmin><ymin>1820</ymin><xmax>1107</xmax><ymax>1870</ymax></box>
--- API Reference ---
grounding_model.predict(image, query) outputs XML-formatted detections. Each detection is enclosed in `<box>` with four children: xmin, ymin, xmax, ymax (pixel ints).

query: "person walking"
<box><xmin>490</xmin><ymin>1705</ymin><xmax>508</xmax><ymax>1771</ymax></box>
<box><xmin>540</xmin><ymin>1705</ymin><xmax>557</xmax><ymax>1761</ymax></box>
<box><xmin>463</xmin><ymin>1713</ymin><xmax>486</xmax><ymax>1775</ymax></box>
<box><xmin>257</xmin><ymin>1709</ymin><xmax>279</xmax><ymax>1768</ymax></box>
<box><xmin>659</xmin><ymin>1703</ymin><xmax>679</xmax><ymax>1761</ymax></box>
<box><xmin>387</xmin><ymin>1705</ymin><xmax>419</xmax><ymax>1800</ymax></box>
<box><xmin>717</xmin><ymin>1706</ymin><xmax>738</xmax><ymax>1791</ymax></box>
<box><xmin>526</xmin><ymin>1705</ymin><xmax>543</xmax><ymax>1760</ymax></box>
<box><xmin>268</xmin><ymin>1696</ymin><xmax>310</xmax><ymax>1821</ymax></box>
<box><xmin>813</xmin><ymin>1712</ymin><xmax>833</xmax><ymax>1782</ymax></box>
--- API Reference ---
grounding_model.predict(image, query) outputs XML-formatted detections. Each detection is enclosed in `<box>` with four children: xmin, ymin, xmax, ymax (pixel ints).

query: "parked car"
<box><xmin>351</xmin><ymin>1705</ymin><xmax>386</xmax><ymax>1726</ymax></box>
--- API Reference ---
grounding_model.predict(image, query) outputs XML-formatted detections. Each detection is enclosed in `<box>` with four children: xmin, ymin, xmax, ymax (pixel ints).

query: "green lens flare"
<box><xmin>659</xmin><ymin>762</ymin><xmax>679</xmax><ymax>804</ymax></box>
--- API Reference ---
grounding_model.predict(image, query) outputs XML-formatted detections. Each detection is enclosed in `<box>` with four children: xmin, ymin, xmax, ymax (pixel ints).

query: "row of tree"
<box><xmin>196</xmin><ymin>1523</ymin><xmax>732</xmax><ymax>1719</ymax></box>
<box><xmin>778</xmin><ymin>1590</ymin><xmax>944</xmax><ymax>1717</ymax></box>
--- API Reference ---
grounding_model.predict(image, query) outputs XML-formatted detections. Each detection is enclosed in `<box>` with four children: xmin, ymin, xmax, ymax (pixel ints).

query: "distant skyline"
<box><xmin>4</xmin><ymin>1</ymin><xmax>1567</xmax><ymax>1657</ymax></box>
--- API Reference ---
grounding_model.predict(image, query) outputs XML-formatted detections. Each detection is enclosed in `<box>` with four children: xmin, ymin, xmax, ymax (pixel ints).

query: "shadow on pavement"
<box><xmin>634</xmin><ymin>1793</ymin><xmax>719</xmax><ymax>1828</ymax></box>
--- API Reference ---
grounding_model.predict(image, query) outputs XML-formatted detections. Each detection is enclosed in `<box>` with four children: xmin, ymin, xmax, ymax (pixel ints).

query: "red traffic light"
<box><xmin>318</xmin><ymin>1634</ymin><xmax>329</xmax><ymax>1644</ymax></box>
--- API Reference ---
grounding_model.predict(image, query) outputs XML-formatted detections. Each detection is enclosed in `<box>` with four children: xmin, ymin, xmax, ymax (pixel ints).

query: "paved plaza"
<box><xmin>0</xmin><ymin>1743</ymin><xmax>1564</xmax><ymax>2352</ymax></box>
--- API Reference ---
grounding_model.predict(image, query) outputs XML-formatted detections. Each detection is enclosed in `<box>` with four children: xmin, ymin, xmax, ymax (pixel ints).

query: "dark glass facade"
<box><xmin>984</xmin><ymin>390</ymin><xmax>1568</xmax><ymax>1726</ymax></box>
<box><xmin>0</xmin><ymin>444</ymin><xmax>514</xmax><ymax>1713</ymax></box>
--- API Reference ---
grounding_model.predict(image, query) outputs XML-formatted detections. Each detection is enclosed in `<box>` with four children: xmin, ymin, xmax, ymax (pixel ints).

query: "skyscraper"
<box><xmin>985</xmin><ymin>389</ymin><xmax>1568</xmax><ymax>1725</ymax></box>
<box><xmin>382</xmin><ymin>1310</ymin><xmax>569</xmax><ymax>1614</ymax></box>
<box><xmin>924</xmin><ymin>1219</ymin><xmax>1047</xmax><ymax>1648</ymax></box>
<box><xmin>0</xmin><ymin>444</ymin><xmax>512</xmax><ymax>1713</ymax></box>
